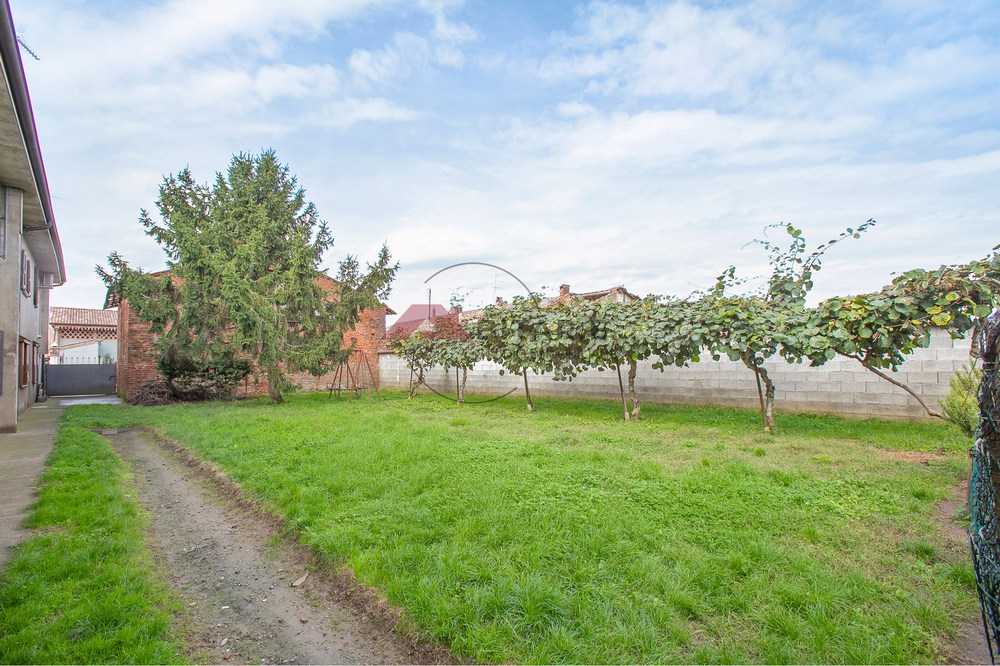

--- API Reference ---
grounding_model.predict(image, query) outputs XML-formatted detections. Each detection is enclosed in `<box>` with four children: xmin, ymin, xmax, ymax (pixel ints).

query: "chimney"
<box><xmin>559</xmin><ymin>284</ymin><xmax>570</xmax><ymax>298</ymax></box>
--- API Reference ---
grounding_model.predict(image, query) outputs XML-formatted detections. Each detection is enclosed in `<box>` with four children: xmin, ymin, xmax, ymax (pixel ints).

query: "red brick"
<box><xmin>116</xmin><ymin>280</ymin><xmax>389</xmax><ymax>399</ymax></box>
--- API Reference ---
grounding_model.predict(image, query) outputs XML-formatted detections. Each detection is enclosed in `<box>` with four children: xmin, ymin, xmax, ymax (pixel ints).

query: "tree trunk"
<box><xmin>616</xmin><ymin>364</ymin><xmax>630</xmax><ymax>420</ymax></box>
<box><xmin>459</xmin><ymin>368</ymin><xmax>467</xmax><ymax>404</ymax></box>
<box><xmin>628</xmin><ymin>359</ymin><xmax>641</xmax><ymax>420</ymax></box>
<box><xmin>849</xmin><ymin>354</ymin><xmax>943</xmax><ymax>419</ymax></box>
<box><xmin>760</xmin><ymin>367</ymin><xmax>775</xmax><ymax>432</ymax></box>
<box><xmin>523</xmin><ymin>368</ymin><xmax>533</xmax><ymax>411</ymax></box>
<box><xmin>408</xmin><ymin>367</ymin><xmax>424</xmax><ymax>399</ymax></box>
<box><xmin>266</xmin><ymin>366</ymin><xmax>284</xmax><ymax>404</ymax></box>
<box><xmin>744</xmin><ymin>355</ymin><xmax>774</xmax><ymax>432</ymax></box>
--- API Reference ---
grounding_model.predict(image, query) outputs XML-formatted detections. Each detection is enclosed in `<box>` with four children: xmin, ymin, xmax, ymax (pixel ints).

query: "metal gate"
<box><xmin>45</xmin><ymin>363</ymin><xmax>117</xmax><ymax>396</ymax></box>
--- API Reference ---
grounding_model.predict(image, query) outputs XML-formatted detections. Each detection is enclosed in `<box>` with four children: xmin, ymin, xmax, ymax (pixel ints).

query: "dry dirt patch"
<box><xmin>105</xmin><ymin>429</ymin><xmax>452</xmax><ymax>665</ymax></box>
<box><xmin>879</xmin><ymin>449</ymin><xmax>948</xmax><ymax>464</ymax></box>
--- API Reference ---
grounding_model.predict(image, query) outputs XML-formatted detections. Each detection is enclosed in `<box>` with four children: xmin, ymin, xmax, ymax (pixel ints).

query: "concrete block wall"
<box><xmin>378</xmin><ymin>328</ymin><xmax>975</xmax><ymax>419</ymax></box>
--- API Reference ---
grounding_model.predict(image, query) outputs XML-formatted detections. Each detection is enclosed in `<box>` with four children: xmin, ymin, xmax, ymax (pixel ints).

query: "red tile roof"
<box><xmin>393</xmin><ymin>303</ymin><xmax>450</xmax><ymax>323</ymax></box>
<box><xmin>387</xmin><ymin>303</ymin><xmax>451</xmax><ymax>338</ymax></box>
<box><xmin>50</xmin><ymin>307</ymin><xmax>118</xmax><ymax>328</ymax></box>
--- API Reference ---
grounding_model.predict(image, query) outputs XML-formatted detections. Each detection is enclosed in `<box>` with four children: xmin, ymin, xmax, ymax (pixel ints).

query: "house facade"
<box><xmin>0</xmin><ymin>2</ymin><xmax>66</xmax><ymax>430</ymax></box>
<box><xmin>547</xmin><ymin>283</ymin><xmax>640</xmax><ymax>306</ymax></box>
<box><xmin>47</xmin><ymin>307</ymin><xmax>117</xmax><ymax>365</ymax></box>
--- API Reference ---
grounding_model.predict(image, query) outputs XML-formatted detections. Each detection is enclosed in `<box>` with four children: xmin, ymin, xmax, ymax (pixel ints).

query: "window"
<box><xmin>18</xmin><ymin>337</ymin><xmax>29</xmax><ymax>388</ymax></box>
<box><xmin>32</xmin><ymin>341</ymin><xmax>39</xmax><ymax>385</ymax></box>
<box><xmin>19</xmin><ymin>250</ymin><xmax>30</xmax><ymax>297</ymax></box>
<box><xmin>33</xmin><ymin>266</ymin><xmax>39</xmax><ymax>308</ymax></box>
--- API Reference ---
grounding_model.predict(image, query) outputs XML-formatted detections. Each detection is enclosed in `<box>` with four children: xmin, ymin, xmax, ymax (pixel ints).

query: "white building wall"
<box><xmin>16</xmin><ymin>220</ymin><xmax>42</xmax><ymax>412</ymax></box>
<box><xmin>50</xmin><ymin>337</ymin><xmax>117</xmax><ymax>364</ymax></box>
<box><xmin>378</xmin><ymin>328</ymin><xmax>974</xmax><ymax>419</ymax></box>
<box><xmin>0</xmin><ymin>187</ymin><xmax>20</xmax><ymax>429</ymax></box>
<box><xmin>0</xmin><ymin>188</ymin><xmax>46</xmax><ymax>424</ymax></box>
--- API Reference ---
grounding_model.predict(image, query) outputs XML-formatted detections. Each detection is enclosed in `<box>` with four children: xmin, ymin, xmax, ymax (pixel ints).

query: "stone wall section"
<box><xmin>378</xmin><ymin>328</ymin><xmax>974</xmax><ymax>419</ymax></box>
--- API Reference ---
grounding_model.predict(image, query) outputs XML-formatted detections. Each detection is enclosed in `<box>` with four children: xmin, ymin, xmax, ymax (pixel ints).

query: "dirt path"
<box><xmin>935</xmin><ymin>479</ymin><xmax>991</xmax><ymax>665</ymax></box>
<box><xmin>106</xmin><ymin>429</ymin><xmax>447</xmax><ymax>665</ymax></box>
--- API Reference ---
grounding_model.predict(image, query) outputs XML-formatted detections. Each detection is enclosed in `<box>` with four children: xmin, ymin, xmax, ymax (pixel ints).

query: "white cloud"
<box><xmin>7</xmin><ymin>0</ymin><xmax>997</xmax><ymax>317</ymax></box>
<box><xmin>348</xmin><ymin>11</ymin><xmax>475</xmax><ymax>83</ymax></box>
<box><xmin>311</xmin><ymin>97</ymin><xmax>419</xmax><ymax>126</ymax></box>
<box><xmin>253</xmin><ymin>64</ymin><xmax>341</xmax><ymax>101</ymax></box>
<box><xmin>541</xmin><ymin>1</ymin><xmax>789</xmax><ymax>101</ymax></box>
<box><xmin>350</xmin><ymin>32</ymin><xmax>432</xmax><ymax>83</ymax></box>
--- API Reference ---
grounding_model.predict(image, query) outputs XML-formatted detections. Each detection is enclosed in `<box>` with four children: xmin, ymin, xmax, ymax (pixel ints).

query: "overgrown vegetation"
<box><xmin>0</xmin><ymin>427</ymin><xmax>185</xmax><ymax>664</ymax></box>
<box><xmin>941</xmin><ymin>363</ymin><xmax>983</xmax><ymax>436</ymax></box>
<box><xmin>98</xmin><ymin>150</ymin><xmax>397</xmax><ymax>403</ymax></box>
<box><xmin>63</xmin><ymin>392</ymin><xmax>976</xmax><ymax>664</ymax></box>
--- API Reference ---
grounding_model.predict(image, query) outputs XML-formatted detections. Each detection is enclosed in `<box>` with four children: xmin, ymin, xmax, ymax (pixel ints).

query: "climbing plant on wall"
<box><xmin>390</xmin><ymin>225</ymin><xmax>999</xmax><ymax>429</ymax></box>
<box><xmin>792</xmin><ymin>249</ymin><xmax>1000</xmax><ymax>417</ymax></box>
<box><xmin>691</xmin><ymin>222</ymin><xmax>875</xmax><ymax>431</ymax></box>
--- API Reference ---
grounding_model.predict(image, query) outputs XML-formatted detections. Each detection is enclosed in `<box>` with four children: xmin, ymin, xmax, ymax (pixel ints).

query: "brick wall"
<box><xmin>116</xmin><ymin>299</ymin><xmax>163</xmax><ymax>397</ymax></box>
<box><xmin>284</xmin><ymin>306</ymin><xmax>387</xmax><ymax>393</ymax></box>
<box><xmin>116</xmin><ymin>299</ymin><xmax>389</xmax><ymax>399</ymax></box>
<box><xmin>378</xmin><ymin>328</ymin><xmax>974</xmax><ymax>420</ymax></box>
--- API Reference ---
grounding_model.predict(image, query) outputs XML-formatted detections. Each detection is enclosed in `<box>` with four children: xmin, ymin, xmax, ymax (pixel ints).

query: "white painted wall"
<box><xmin>50</xmin><ymin>336</ymin><xmax>117</xmax><ymax>364</ymax></box>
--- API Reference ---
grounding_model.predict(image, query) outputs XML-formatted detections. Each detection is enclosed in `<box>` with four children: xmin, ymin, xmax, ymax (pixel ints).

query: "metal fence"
<box><xmin>970</xmin><ymin>309</ymin><xmax>1000</xmax><ymax>663</ymax></box>
<box><xmin>50</xmin><ymin>356</ymin><xmax>115</xmax><ymax>365</ymax></box>
<box><xmin>45</xmin><ymin>362</ymin><xmax>117</xmax><ymax>396</ymax></box>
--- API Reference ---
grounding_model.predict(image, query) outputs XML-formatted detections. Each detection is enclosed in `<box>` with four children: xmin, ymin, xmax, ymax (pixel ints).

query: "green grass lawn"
<box><xmin>62</xmin><ymin>391</ymin><xmax>976</xmax><ymax>664</ymax></box>
<box><xmin>0</xmin><ymin>427</ymin><xmax>185</xmax><ymax>664</ymax></box>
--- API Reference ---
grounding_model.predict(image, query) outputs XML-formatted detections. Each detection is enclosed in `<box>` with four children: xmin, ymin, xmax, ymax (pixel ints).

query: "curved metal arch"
<box><xmin>423</xmin><ymin>261</ymin><xmax>539</xmax><ymax>303</ymax></box>
<box><xmin>418</xmin><ymin>380</ymin><xmax>520</xmax><ymax>405</ymax></box>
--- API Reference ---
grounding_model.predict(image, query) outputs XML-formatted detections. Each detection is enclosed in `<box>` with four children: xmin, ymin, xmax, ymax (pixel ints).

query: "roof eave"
<box><xmin>0</xmin><ymin>1</ymin><xmax>65</xmax><ymax>285</ymax></box>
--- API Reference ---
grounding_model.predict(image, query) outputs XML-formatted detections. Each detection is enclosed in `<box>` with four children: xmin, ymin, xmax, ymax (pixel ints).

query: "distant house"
<box><xmin>106</xmin><ymin>272</ymin><xmax>394</xmax><ymax>398</ymax></box>
<box><xmin>0</xmin><ymin>2</ymin><xmax>66</xmax><ymax>430</ymax></box>
<box><xmin>545</xmin><ymin>283</ymin><xmax>640</xmax><ymax>306</ymax></box>
<box><xmin>453</xmin><ymin>283</ymin><xmax>642</xmax><ymax>324</ymax></box>
<box><xmin>48</xmin><ymin>307</ymin><xmax>117</xmax><ymax>365</ymax></box>
<box><xmin>388</xmin><ymin>284</ymin><xmax>642</xmax><ymax>338</ymax></box>
<box><xmin>387</xmin><ymin>302</ymin><xmax>452</xmax><ymax>339</ymax></box>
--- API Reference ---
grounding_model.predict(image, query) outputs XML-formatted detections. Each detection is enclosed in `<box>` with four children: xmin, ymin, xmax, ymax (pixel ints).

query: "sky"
<box><xmin>9</xmin><ymin>0</ymin><xmax>1000</xmax><ymax>319</ymax></box>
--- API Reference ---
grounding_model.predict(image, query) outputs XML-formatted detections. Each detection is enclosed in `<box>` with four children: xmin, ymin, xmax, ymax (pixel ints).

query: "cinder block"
<box><xmin>898</xmin><ymin>371</ymin><xmax>937</xmax><ymax>385</ymax></box>
<box><xmin>921</xmin><ymin>359</ymin><xmax>963</xmax><ymax>372</ymax></box>
<box><xmin>911</xmin><ymin>381</ymin><xmax>944</xmax><ymax>396</ymax></box>
<box><xmin>838</xmin><ymin>381</ymin><xmax>868</xmax><ymax>395</ymax></box>
<box><xmin>879</xmin><ymin>393</ymin><xmax>912</xmax><ymax>406</ymax></box>
<box><xmin>936</xmin><ymin>348</ymin><xmax>975</xmax><ymax>362</ymax></box>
